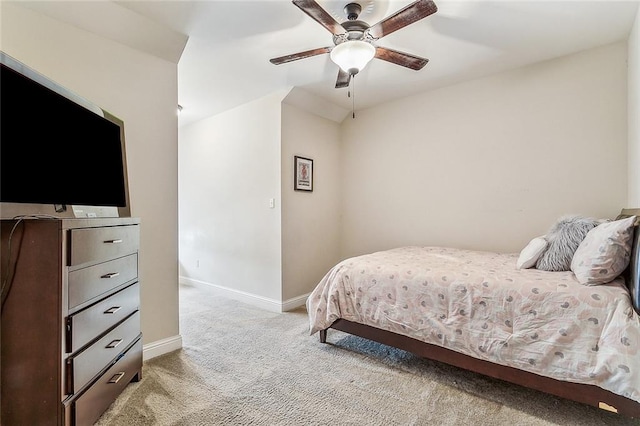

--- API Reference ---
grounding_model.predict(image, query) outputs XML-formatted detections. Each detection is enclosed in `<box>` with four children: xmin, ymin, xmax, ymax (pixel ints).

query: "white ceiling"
<box><xmin>16</xmin><ymin>1</ymin><xmax>640</xmax><ymax>126</ymax></box>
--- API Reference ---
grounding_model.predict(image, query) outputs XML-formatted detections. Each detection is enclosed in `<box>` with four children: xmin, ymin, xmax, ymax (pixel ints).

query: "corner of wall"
<box><xmin>629</xmin><ymin>7</ymin><xmax>640</xmax><ymax>207</ymax></box>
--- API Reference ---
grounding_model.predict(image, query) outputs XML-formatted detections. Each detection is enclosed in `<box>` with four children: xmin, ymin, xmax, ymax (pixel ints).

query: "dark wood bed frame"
<box><xmin>319</xmin><ymin>210</ymin><xmax>640</xmax><ymax>419</ymax></box>
<box><xmin>320</xmin><ymin>319</ymin><xmax>639</xmax><ymax>418</ymax></box>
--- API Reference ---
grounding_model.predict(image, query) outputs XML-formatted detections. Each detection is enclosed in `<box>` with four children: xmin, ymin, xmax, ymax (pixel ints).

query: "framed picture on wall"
<box><xmin>294</xmin><ymin>156</ymin><xmax>313</xmax><ymax>192</ymax></box>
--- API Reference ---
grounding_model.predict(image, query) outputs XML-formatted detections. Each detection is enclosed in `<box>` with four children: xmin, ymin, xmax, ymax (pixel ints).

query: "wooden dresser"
<box><xmin>1</xmin><ymin>217</ymin><xmax>143</xmax><ymax>425</ymax></box>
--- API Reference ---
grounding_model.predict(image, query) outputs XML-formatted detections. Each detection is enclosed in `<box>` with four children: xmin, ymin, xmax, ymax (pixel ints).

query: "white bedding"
<box><xmin>307</xmin><ymin>246</ymin><xmax>640</xmax><ymax>403</ymax></box>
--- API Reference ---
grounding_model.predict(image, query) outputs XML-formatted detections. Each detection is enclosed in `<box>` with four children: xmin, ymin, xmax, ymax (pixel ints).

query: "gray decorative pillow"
<box><xmin>535</xmin><ymin>215</ymin><xmax>601</xmax><ymax>271</ymax></box>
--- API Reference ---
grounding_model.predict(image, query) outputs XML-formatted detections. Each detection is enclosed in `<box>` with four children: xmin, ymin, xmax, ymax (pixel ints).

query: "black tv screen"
<box><xmin>1</xmin><ymin>59</ymin><xmax>128</xmax><ymax>209</ymax></box>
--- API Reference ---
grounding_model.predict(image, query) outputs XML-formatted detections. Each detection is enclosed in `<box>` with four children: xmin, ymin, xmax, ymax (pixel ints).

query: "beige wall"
<box><xmin>281</xmin><ymin>103</ymin><xmax>342</xmax><ymax>301</ymax></box>
<box><xmin>179</xmin><ymin>92</ymin><xmax>286</xmax><ymax>306</ymax></box>
<box><xmin>630</xmin><ymin>8</ymin><xmax>640</xmax><ymax>207</ymax></box>
<box><xmin>180</xmin><ymin>42</ymin><xmax>630</xmax><ymax>307</ymax></box>
<box><xmin>1</xmin><ymin>4</ymin><xmax>180</xmax><ymax>353</ymax></box>
<box><xmin>340</xmin><ymin>42</ymin><xmax>628</xmax><ymax>258</ymax></box>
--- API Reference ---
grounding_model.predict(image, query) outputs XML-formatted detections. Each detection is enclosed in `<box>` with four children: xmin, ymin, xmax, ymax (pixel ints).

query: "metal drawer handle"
<box><xmin>104</xmin><ymin>239</ymin><xmax>123</xmax><ymax>244</ymax></box>
<box><xmin>101</xmin><ymin>272</ymin><xmax>120</xmax><ymax>279</ymax></box>
<box><xmin>106</xmin><ymin>339</ymin><xmax>123</xmax><ymax>349</ymax></box>
<box><xmin>108</xmin><ymin>372</ymin><xmax>126</xmax><ymax>384</ymax></box>
<box><xmin>104</xmin><ymin>306</ymin><xmax>121</xmax><ymax>314</ymax></box>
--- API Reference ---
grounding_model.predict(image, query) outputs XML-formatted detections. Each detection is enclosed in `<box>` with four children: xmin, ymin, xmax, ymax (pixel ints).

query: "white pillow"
<box><xmin>516</xmin><ymin>236</ymin><xmax>548</xmax><ymax>269</ymax></box>
<box><xmin>571</xmin><ymin>215</ymin><xmax>636</xmax><ymax>285</ymax></box>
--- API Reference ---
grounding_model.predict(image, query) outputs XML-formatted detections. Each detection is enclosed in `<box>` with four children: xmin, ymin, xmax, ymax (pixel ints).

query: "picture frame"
<box><xmin>294</xmin><ymin>156</ymin><xmax>313</xmax><ymax>192</ymax></box>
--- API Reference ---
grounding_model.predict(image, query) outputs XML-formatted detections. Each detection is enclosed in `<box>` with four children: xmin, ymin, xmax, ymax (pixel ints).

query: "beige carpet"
<box><xmin>96</xmin><ymin>281</ymin><xmax>636</xmax><ymax>425</ymax></box>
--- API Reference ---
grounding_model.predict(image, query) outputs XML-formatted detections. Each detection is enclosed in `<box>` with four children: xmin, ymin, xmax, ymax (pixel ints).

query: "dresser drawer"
<box><xmin>69</xmin><ymin>225</ymin><xmax>139</xmax><ymax>267</ymax></box>
<box><xmin>69</xmin><ymin>311</ymin><xmax>141</xmax><ymax>394</ymax></box>
<box><xmin>68</xmin><ymin>283</ymin><xmax>140</xmax><ymax>354</ymax></box>
<box><xmin>73</xmin><ymin>337</ymin><xmax>142</xmax><ymax>426</ymax></box>
<box><xmin>68</xmin><ymin>253</ymin><xmax>138</xmax><ymax>311</ymax></box>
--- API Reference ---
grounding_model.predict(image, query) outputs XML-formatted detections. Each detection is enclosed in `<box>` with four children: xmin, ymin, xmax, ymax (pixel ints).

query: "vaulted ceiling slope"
<box><xmin>14</xmin><ymin>1</ymin><xmax>640</xmax><ymax>126</ymax></box>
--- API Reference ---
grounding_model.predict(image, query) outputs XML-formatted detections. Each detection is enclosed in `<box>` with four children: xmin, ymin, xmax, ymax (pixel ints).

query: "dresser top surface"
<box><xmin>1</xmin><ymin>216</ymin><xmax>140</xmax><ymax>230</ymax></box>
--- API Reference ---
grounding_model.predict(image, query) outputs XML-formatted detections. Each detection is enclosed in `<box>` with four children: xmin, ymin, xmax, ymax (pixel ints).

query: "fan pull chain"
<box><xmin>351</xmin><ymin>74</ymin><xmax>356</xmax><ymax>119</ymax></box>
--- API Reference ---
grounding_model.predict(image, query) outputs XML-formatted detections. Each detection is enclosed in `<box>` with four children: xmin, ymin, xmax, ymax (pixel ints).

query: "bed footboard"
<box><xmin>321</xmin><ymin>320</ymin><xmax>640</xmax><ymax>419</ymax></box>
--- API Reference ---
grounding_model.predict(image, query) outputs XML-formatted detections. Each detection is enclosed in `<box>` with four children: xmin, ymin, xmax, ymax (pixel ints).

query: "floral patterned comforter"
<box><xmin>307</xmin><ymin>246</ymin><xmax>640</xmax><ymax>403</ymax></box>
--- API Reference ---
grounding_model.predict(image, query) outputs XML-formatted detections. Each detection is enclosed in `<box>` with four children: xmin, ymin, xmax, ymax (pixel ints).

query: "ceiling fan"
<box><xmin>270</xmin><ymin>0</ymin><xmax>438</xmax><ymax>89</ymax></box>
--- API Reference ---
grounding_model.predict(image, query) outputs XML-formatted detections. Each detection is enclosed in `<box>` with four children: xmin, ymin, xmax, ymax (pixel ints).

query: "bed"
<box><xmin>307</xmin><ymin>210</ymin><xmax>640</xmax><ymax>418</ymax></box>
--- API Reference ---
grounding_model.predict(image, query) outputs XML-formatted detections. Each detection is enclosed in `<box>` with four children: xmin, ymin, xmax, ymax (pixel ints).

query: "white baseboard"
<box><xmin>179</xmin><ymin>276</ymin><xmax>309</xmax><ymax>313</ymax></box>
<box><xmin>143</xmin><ymin>334</ymin><xmax>183</xmax><ymax>361</ymax></box>
<box><xmin>282</xmin><ymin>293</ymin><xmax>309</xmax><ymax>311</ymax></box>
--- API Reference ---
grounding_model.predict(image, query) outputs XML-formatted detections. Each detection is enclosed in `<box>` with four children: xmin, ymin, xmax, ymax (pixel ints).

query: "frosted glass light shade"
<box><xmin>330</xmin><ymin>41</ymin><xmax>376</xmax><ymax>74</ymax></box>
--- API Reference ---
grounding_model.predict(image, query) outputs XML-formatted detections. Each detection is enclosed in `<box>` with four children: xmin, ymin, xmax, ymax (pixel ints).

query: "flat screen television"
<box><xmin>0</xmin><ymin>52</ymin><xmax>130</xmax><ymax>219</ymax></box>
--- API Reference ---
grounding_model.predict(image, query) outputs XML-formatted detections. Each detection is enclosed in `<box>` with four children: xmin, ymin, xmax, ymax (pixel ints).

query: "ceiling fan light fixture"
<box><xmin>330</xmin><ymin>40</ymin><xmax>375</xmax><ymax>75</ymax></box>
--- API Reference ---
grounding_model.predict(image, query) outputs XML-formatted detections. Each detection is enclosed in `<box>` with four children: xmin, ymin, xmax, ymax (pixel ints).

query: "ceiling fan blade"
<box><xmin>292</xmin><ymin>0</ymin><xmax>347</xmax><ymax>35</ymax></box>
<box><xmin>375</xmin><ymin>47</ymin><xmax>429</xmax><ymax>70</ymax></box>
<box><xmin>368</xmin><ymin>0</ymin><xmax>438</xmax><ymax>39</ymax></box>
<box><xmin>270</xmin><ymin>46</ymin><xmax>332</xmax><ymax>65</ymax></box>
<box><xmin>335</xmin><ymin>68</ymin><xmax>351</xmax><ymax>88</ymax></box>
